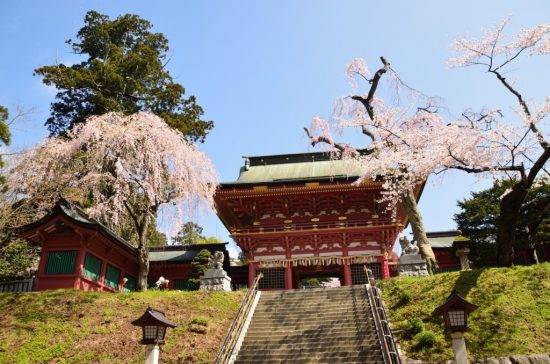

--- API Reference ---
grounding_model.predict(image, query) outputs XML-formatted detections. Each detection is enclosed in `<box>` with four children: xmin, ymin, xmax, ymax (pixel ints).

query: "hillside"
<box><xmin>0</xmin><ymin>289</ymin><xmax>243</xmax><ymax>364</ymax></box>
<box><xmin>378</xmin><ymin>263</ymin><xmax>550</xmax><ymax>362</ymax></box>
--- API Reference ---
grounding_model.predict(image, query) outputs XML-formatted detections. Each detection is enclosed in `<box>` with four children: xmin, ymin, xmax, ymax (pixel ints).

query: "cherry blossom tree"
<box><xmin>10</xmin><ymin>112</ymin><xmax>217</xmax><ymax>289</ymax></box>
<box><xmin>305</xmin><ymin>19</ymin><xmax>550</xmax><ymax>267</ymax></box>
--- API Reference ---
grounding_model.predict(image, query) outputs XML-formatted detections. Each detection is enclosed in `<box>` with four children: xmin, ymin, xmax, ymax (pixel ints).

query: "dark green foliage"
<box><xmin>237</xmin><ymin>250</ymin><xmax>248</xmax><ymax>265</ymax></box>
<box><xmin>454</xmin><ymin>179</ymin><xmax>550</xmax><ymax>265</ymax></box>
<box><xmin>190</xmin><ymin>249</ymin><xmax>211</xmax><ymax>278</ymax></box>
<box><xmin>187</xmin><ymin>249</ymin><xmax>212</xmax><ymax>290</ymax></box>
<box><xmin>0</xmin><ymin>239</ymin><xmax>39</xmax><ymax>280</ymax></box>
<box><xmin>413</xmin><ymin>331</ymin><xmax>436</xmax><ymax>350</ymax></box>
<box><xmin>190</xmin><ymin>316</ymin><xmax>208</xmax><ymax>326</ymax></box>
<box><xmin>34</xmin><ymin>11</ymin><xmax>213</xmax><ymax>141</ymax></box>
<box><xmin>409</xmin><ymin>318</ymin><xmax>424</xmax><ymax>335</ymax></box>
<box><xmin>172</xmin><ymin>221</ymin><xmax>203</xmax><ymax>245</ymax></box>
<box><xmin>172</xmin><ymin>221</ymin><xmax>223</xmax><ymax>245</ymax></box>
<box><xmin>146</xmin><ymin>227</ymin><xmax>167</xmax><ymax>247</ymax></box>
<box><xmin>397</xmin><ymin>290</ymin><xmax>412</xmax><ymax>306</ymax></box>
<box><xmin>0</xmin><ymin>105</ymin><xmax>11</xmax><ymax>190</ymax></box>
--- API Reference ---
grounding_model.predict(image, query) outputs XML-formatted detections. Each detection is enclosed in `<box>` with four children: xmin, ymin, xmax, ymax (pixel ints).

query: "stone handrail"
<box><xmin>214</xmin><ymin>272</ymin><xmax>263</xmax><ymax>364</ymax></box>
<box><xmin>364</xmin><ymin>266</ymin><xmax>401</xmax><ymax>364</ymax></box>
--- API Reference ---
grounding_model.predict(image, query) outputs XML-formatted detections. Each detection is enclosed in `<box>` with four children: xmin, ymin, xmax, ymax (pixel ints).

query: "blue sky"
<box><xmin>1</xmin><ymin>1</ymin><xmax>549</xmax><ymax>257</ymax></box>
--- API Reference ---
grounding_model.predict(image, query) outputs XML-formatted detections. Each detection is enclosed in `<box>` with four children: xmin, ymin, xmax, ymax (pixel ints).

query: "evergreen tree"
<box><xmin>0</xmin><ymin>105</ymin><xmax>11</xmax><ymax>190</ymax></box>
<box><xmin>34</xmin><ymin>11</ymin><xmax>213</xmax><ymax>142</ymax></box>
<box><xmin>188</xmin><ymin>249</ymin><xmax>212</xmax><ymax>290</ymax></box>
<box><xmin>454</xmin><ymin>179</ymin><xmax>550</xmax><ymax>264</ymax></box>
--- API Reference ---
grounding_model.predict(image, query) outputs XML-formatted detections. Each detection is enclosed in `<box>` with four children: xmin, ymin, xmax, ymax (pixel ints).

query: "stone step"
<box><xmin>242</xmin><ymin>332</ymin><xmax>379</xmax><ymax>343</ymax></box>
<box><xmin>259</xmin><ymin>291</ymin><xmax>366</xmax><ymax>301</ymax></box>
<box><xmin>253</xmin><ymin>310</ymin><xmax>372</xmax><ymax>317</ymax></box>
<box><xmin>234</xmin><ymin>285</ymin><xmax>384</xmax><ymax>363</ymax></box>
<box><xmin>255</xmin><ymin>299</ymin><xmax>370</xmax><ymax>307</ymax></box>
<box><xmin>234</xmin><ymin>349</ymin><xmax>383</xmax><ymax>361</ymax></box>
<box><xmin>245</xmin><ymin>325</ymin><xmax>376</xmax><ymax>341</ymax></box>
<box><xmin>247</xmin><ymin>320</ymin><xmax>375</xmax><ymax>335</ymax></box>
<box><xmin>248</xmin><ymin>319</ymin><xmax>374</xmax><ymax>329</ymax></box>
<box><xmin>254</xmin><ymin>303</ymin><xmax>370</xmax><ymax>315</ymax></box>
<box><xmin>241</xmin><ymin>340</ymin><xmax>380</xmax><ymax>353</ymax></box>
<box><xmin>241</xmin><ymin>332</ymin><xmax>378</xmax><ymax>349</ymax></box>
<box><xmin>235</xmin><ymin>362</ymin><xmax>383</xmax><ymax>364</ymax></box>
<box><xmin>252</xmin><ymin>307</ymin><xmax>372</xmax><ymax>321</ymax></box>
<box><xmin>260</xmin><ymin>290</ymin><xmax>366</xmax><ymax>299</ymax></box>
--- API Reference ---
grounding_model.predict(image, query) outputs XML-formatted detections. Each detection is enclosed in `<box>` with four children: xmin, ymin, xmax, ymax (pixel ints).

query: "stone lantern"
<box><xmin>453</xmin><ymin>235</ymin><xmax>471</xmax><ymax>271</ymax></box>
<box><xmin>132</xmin><ymin>307</ymin><xmax>177</xmax><ymax>364</ymax></box>
<box><xmin>433</xmin><ymin>290</ymin><xmax>478</xmax><ymax>364</ymax></box>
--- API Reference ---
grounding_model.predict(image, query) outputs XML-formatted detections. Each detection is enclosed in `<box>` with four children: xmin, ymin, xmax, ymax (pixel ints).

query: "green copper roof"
<box><xmin>221</xmin><ymin>150</ymin><xmax>371</xmax><ymax>185</ymax></box>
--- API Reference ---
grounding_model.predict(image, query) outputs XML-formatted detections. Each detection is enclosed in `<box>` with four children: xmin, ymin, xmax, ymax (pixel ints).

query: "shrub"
<box><xmin>189</xmin><ymin>316</ymin><xmax>209</xmax><ymax>334</ymax></box>
<box><xmin>190</xmin><ymin>316</ymin><xmax>208</xmax><ymax>326</ymax></box>
<box><xmin>398</xmin><ymin>291</ymin><xmax>412</xmax><ymax>305</ymax></box>
<box><xmin>413</xmin><ymin>331</ymin><xmax>436</xmax><ymax>350</ymax></box>
<box><xmin>409</xmin><ymin>318</ymin><xmax>424</xmax><ymax>335</ymax></box>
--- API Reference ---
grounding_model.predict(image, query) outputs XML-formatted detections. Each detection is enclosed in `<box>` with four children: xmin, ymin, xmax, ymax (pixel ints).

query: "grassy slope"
<box><xmin>0</xmin><ymin>289</ymin><xmax>243</xmax><ymax>364</ymax></box>
<box><xmin>378</xmin><ymin>263</ymin><xmax>550</xmax><ymax>362</ymax></box>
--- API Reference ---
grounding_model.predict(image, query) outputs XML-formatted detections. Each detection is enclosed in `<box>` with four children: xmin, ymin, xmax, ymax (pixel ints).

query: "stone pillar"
<box><xmin>343</xmin><ymin>261</ymin><xmax>352</xmax><ymax>286</ymax></box>
<box><xmin>145</xmin><ymin>344</ymin><xmax>160</xmax><ymax>364</ymax></box>
<box><xmin>285</xmin><ymin>262</ymin><xmax>293</xmax><ymax>290</ymax></box>
<box><xmin>248</xmin><ymin>262</ymin><xmax>256</xmax><ymax>288</ymax></box>
<box><xmin>450</xmin><ymin>332</ymin><xmax>469</xmax><ymax>364</ymax></box>
<box><xmin>456</xmin><ymin>248</ymin><xmax>471</xmax><ymax>271</ymax></box>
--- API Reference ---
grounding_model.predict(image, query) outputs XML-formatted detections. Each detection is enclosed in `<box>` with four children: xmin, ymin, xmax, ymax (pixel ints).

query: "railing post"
<box><xmin>364</xmin><ymin>266</ymin><xmax>401</xmax><ymax>364</ymax></box>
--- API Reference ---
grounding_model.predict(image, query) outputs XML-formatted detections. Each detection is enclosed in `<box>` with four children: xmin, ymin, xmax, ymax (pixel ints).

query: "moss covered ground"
<box><xmin>378</xmin><ymin>263</ymin><xmax>550</xmax><ymax>362</ymax></box>
<box><xmin>0</xmin><ymin>289</ymin><xmax>243</xmax><ymax>364</ymax></box>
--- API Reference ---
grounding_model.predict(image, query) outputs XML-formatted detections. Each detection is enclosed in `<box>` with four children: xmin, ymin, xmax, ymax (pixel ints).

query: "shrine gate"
<box><xmin>215</xmin><ymin>151</ymin><xmax>417</xmax><ymax>290</ymax></box>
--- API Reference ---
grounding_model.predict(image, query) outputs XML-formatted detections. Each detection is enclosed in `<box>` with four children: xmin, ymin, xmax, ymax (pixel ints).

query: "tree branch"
<box><xmin>489</xmin><ymin>69</ymin><xmax>549</xmax><ymax>150</ymax></box>
<box><xmin>351</xmin><ymin>56</ymin><xmax>390</xmax><ymax>122</ymax></box>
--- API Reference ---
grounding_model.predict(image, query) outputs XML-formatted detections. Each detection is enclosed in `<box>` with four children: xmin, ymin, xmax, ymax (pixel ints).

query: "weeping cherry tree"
<box><xmin>11</xmin><ymin>112</ymin><xmax>217</xmax><ymax>290</ymax></box>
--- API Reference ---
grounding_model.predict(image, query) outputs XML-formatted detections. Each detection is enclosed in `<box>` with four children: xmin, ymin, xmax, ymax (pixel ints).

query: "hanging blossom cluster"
<box><xmin>306</xmin><ymin>22</ymin><xmax>549</xmax><ymax>215</ymax></box>
<box><xmin>11</xmin><ymin>112</ymin><xmax>218</xmax><ymax>234</ymax></box>
<box><xmin>448</xmin><ymin>18</ymin><xmax>550</xmax><ymax>67</ymax></box>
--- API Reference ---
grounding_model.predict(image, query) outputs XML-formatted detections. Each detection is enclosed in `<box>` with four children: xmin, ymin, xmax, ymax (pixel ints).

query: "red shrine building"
<box><xmin>215</xmin><ymin>151</ymin><xmax>419</xmax><ymax>290</ymax></box>
<box><xmin>18</xmin><ymin>200</ymin><xmax>231</xmax><ymax>292</ymax></box>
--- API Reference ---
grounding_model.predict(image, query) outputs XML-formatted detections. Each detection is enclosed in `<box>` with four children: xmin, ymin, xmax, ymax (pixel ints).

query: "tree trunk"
<box><xmin>402</xmin><ymin>189</ymin><xmax>438</xmax><ymax>274</ymax></box>
<box><xmin>136</xmin><ymin>216</ymin><xmax>151</xmax><ymax>291</ymax></box>
<box><xmin>496</xmin><ymin>185</ymin><xmax>528</xmax><ymax>267</ymax></box>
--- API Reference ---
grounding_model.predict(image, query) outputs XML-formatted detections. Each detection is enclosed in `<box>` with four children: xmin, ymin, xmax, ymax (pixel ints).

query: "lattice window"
<box><xmin>82</xmin><ymin>253</ymin><xmax>102</xmax><ymax>281</ymax></box>
<box><xmin>351</xmin><ymin>263</ymin><xmax>382</xmax><ymax>284</ymax></box>
<box><xmin>123</xmin><ymin>274</ymin><xmax>136</xmax><ymax>292</ymax></box>
<box><xmin>45</xmin><ymin>251</ymin><xmax>77</xmax><ymax>274</ymax></box>
<box><xmin>256</xmin><ymin>268</ymin><xmax>285</xmax><ymax>289</ymax></box>
<box><xmin>104</xmin><ymin>264</ymin><xmax>120</xmax><ymax>289</ymax></box>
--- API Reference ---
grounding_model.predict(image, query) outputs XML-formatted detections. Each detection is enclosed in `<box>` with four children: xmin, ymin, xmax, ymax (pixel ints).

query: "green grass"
<box><xmin>0</xmin><ymin>289</ymin><xmax>244</xmax><ymax>364</ymax></box>
<box><xmin>379</xmin><ymin>263</ymin><xmax>550</xmax><ymax>362</ymax></box>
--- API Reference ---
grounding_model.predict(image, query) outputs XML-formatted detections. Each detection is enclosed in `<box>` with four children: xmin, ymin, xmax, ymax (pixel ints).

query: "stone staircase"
<box><xmin>233</xmin><ymin>285</ymin><xmax>385</xmax><ymax>364</ymax></box>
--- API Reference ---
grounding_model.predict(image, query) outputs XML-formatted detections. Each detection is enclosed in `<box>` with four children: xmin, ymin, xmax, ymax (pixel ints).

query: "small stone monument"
<box><xmin>199</xmin><ymin>251</ymin><xmax>232</xmax><ymax>291</ymax></box>
<box><xmin>397</xmin><ymin>237</ymin><xmax>430</xmax><ymax>277</ymax></box>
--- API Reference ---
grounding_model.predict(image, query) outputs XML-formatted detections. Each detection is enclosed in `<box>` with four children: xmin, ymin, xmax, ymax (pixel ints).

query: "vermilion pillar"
<box><xmin>343</xmin><ymin>261</ymin><xmax>352</xmax><ymax>286</ymax></box>
<box><xmin>248</xmin><ymin>262</ymin><xmax>256</xmax><ymax>288</ymax></box>
<box><xmin>73</xmin><ymin>248</ymin><xmax>86</xmax><ymax>289</ymax></box>
<box><xmin>285</xmin><ymin>263</ymin><xmax>293</xmax><ymax>290</ymax></box>
<box><xmin>382</xmin><ymin>253</ymin><xmax>390</xmax><ymax>279</ymax></box>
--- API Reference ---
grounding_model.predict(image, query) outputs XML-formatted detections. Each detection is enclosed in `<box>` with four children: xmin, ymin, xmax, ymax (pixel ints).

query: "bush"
<box><xmin>190</xmin><ymin>316</ymin><xmax>208</xmax><ymax>326</ymax></box>
<box><xmin>413</xmin><ymin>331</ymin><xmax>436</xmax><ymax>350</ymax></box>
<box><xmin>409</xmin><ymin>318</ymin><xmax>424</xmax><ymax>335</ymax></box>
<box><xmin>398</xmin><ymin>291</ymin><xmax>412</xmax><ymax>305</ymax></box>
<box><xmin>189</xmin><ymin>316</ymin><xmax>209</xmax><ymax>334</ymax></box>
